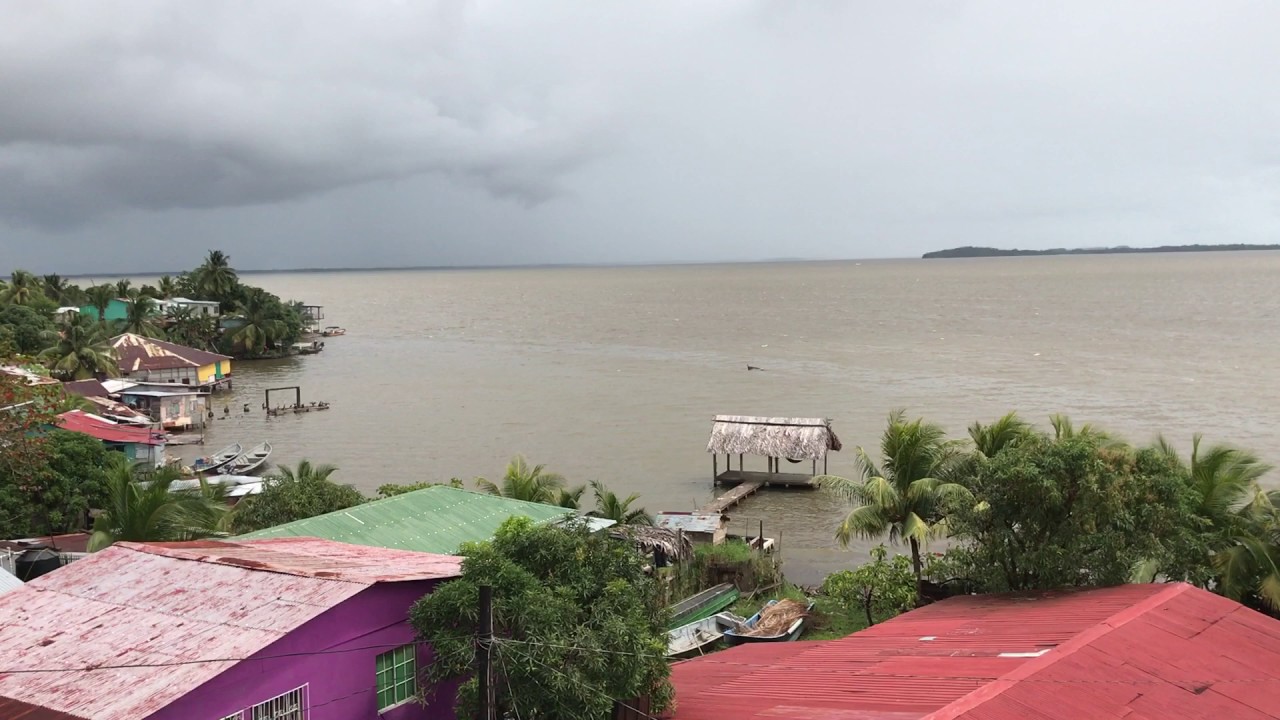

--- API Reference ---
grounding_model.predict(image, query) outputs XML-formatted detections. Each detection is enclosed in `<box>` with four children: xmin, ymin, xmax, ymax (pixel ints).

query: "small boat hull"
<box><xmin>668</xmin><ymin>583</ymin><xmax>741</xmax><ymax>629</ymax></box>
<box><xmin>219</xmin><ymin>442</ymin><xmax>272</xmax><ymax>476</ymax></box>
<box><xmin>723</xmin><ymin>599</ymin><xmax>814</xmax><ymax>645</ymax></box>
<box><xmin>667</xmin><ymin>612</ymin><xmax>744</xmax><ymax>657</ymax></box>
<box><xmin>192</xmin><ymin>442</ymin><xmax>242</xmax><ymax>473</ymax></box>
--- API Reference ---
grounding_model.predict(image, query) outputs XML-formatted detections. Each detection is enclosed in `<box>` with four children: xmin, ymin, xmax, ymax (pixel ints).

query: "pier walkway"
<box><xmin>700</xmin><ymin>471</ymin><xmax>818</xmax><ymax>514</ymax></box>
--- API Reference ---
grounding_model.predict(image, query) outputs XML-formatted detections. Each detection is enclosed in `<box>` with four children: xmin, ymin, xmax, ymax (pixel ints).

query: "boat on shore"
<box><xmin>321</xmin><ymin>326</ymin><xmax>346</xmax><ymax>337</ymax></box>
<box><xmin>219</xmin><ymin>442</ymin><xmax>272</xmax><ymax>475</ymax></box>
<box><xmin>667</xmin><ymin>612</ymin><xmax>744</xmax><ymax>657</ymax></box>
<box><xmin>668</xmin><ymin>583</ymin><xmax>740</xmax><ymax>629</ymax></box>
<box><xmin>191</xmin><ymin>442</ymin><xmax>242</xmax><ymax>474</ymax></box>
<box><xmin>723</xmin><ymin>598</ymin><xmax>814</xmax><ymax>645</ymax></box>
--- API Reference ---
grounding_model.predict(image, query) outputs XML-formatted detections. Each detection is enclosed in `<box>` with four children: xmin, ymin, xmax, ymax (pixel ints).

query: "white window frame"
<box><xmin>248</xmin><ymin>684</ymin><xmax>308</xmax><ymax>720</ymax></box>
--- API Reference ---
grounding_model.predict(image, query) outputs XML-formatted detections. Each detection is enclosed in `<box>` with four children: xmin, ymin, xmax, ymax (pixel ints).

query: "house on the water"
<box><xmin>78</xmin><ymin>297</ymin><xmax>129</xmax><ymax>323</ymax></box>
<box><xmin>56</xmin><ymin>410</ymin><xmax>167</xmax><ymax>467</ymax></box>
<box><xmin>158</xmin><ymin>296</ymin><xmax>221</xmax><ymax>317</ymax></box>
<box><xmin>110</xmin><ymin>332</ymin><xmax>233</xmax><ymax>391</ymax></box>
<box><xmin>110</xmin><ymin>381</ymin><xmax>208</xmax><ymax>431</ymax></box>
<box><xmin>0</xmin><ymin>538</ymin><xmax>463</xmax><ymax>720</ymax></box>
<box><xmin>666</xmin><ymin>582</ymin><xmax>1280</xmax><ymax>719</ymax></box>
<box><xmin>654</xmin><ymin>512</ymin><xmax>728</xmax><ymax>546</ymax></box>
<box><xmin>60</xmin><ymin>379</ymin><xmax>155</xmax><ymax>426</ymax></box>
<box><xmin>237</xmin><ymin>484</ymin><xmax>609</xmax><ymax>552</ymax></box>
<box><xmin>706</xmin><ymin>415</ymin><xmax>841</xmax><ymax>486</ymax></box>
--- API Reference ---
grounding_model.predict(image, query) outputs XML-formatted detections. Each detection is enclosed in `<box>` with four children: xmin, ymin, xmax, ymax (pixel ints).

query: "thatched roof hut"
<box><xmin>609</xmin><ymin>525</ymin><xmax>693</xmax><ymax>563</ymax></box>
<box><xmin>705</xmin><ymin>416</ymin><xmax>841</xmax><ymax>461</ymax></box>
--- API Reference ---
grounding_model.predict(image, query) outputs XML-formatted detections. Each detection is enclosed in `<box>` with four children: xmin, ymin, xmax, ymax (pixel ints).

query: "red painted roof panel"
<box><xmin>666</xmin><ymin>583</ymin><xmax>1280</xmax><ymax>720</ymax></box>
<box><xmin>56</xmin><ymin>411</ymin><xmax>165</xmax><ymax>445</ymax></box>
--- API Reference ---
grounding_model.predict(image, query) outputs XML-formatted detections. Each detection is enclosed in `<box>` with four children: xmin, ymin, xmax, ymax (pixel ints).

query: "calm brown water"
<box><xmin>154</xmin><ymin>253</ymin><xmax>1280</xmax><ymax>584</ymax></box>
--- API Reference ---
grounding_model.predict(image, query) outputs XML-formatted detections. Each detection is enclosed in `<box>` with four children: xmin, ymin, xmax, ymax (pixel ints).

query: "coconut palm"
<box><xmin>1215</xmin><ymin>491</ymin><xmax>1280</xmax><ymax>610</ymax></box>
<box><xmin>274</xmin><ymin>459</ymin><xmax>339</xmax><ymax>483</ymax></box>
<box><xmin>193</xmin><ymin>250</ymin><xmax>239</xmax><ymax>302</ymax></box>
<box><xmin>156</xmin><ymin>275</ymin><xmax>178</xmax><ymax>300</ymax></box>
<box><xmin>38</xmin><ymin>315</ymin><xmax>120</xmax><ymax>380</ymax></box>
<box><xmin>230</xmin><ymin>290</ymin><xmax>285</xmax><ymax>355</ymax></box>
<box><xmin>113</xmin><ymin>279</ymin><xmax>133</xmax><ymax>298</ymax></box>
<box><xmin>476</xmin><ymin>456</ymin><xmax>566</xmax><ymax>504</ymax></box>
<box><xmin>816</xmin><ymin>410</ymin><xmax>971</xmax><ymax>590</ymax></box>
<box><xmin>166</xmin><ymin>306</ymin><xmax>219</xmax><ymax>349</ymax></box>
<box><xmin>586</xmin><ymin>480</ymin><xmax>652</xmax><ymax>525</ymax></box>
<box><xmin>42</xmin><ymin>274</ymin><xmax>73</xmax><ymax>304</ymax></box>
<box><xmin>3</xmin><ymin>270</ymin><xmax>40</xmax><ymax>305</ymax></box>
<box><xmin>88</xmin><ymin>459</ymin><xmax>232</xmax><ymax>552</ymax></box>
<box><xmin>84</xmin><ymin>284</ymin><xmax>117</xmax><ymax>323</ymax></box>
<box><xmin>117</xmin><ymin>295</ymin><xmax>165</xmax><ymax>338</ymax></box>
<box><xmin>968</xmin><ymin>412</ymin><xmax>1034</xmax><ymax>459</ymax></box>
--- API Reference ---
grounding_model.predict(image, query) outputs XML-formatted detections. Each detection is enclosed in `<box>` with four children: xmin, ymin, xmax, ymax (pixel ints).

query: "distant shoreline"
<box><xmin>922</xmin><ymin>244</ymin><xmax>1280</xmax><ymax>259</ymax></box>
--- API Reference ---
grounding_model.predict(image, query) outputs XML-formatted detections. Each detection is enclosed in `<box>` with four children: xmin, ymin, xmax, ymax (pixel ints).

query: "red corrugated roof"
<box><xmin>667</xmin><ymin>583</ymin><xmax>1280</xmax><ymax>720</ymax></box>
<box><xmin>110</xmin><ymin>333</ymin><xmax>230</xmax><ymax>373</ymax></box>
<box><xmin>0</xmin><ymin>538</ymin><xmax>462</xmax><ymax>720</ymax></box>
<box><xmin>55</xmin><ymin>411</ymin><xmax>165</xmax><ymax>446</ymax></box>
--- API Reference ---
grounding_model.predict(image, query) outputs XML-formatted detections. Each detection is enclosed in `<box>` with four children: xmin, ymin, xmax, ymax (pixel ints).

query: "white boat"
<box><xmin>192</xmin><ymin>442</ymin><xmax>242</xmax><ymax>473</ymax></box>
<box><xmin>219</xmin><ymin>442</ymin><xmax>272</xmax><ymax>475</ymax></box>
<box><xmin>666</xmin><ymin>612</ymin><xmax>744</xmax><ymax>657</ymax></box>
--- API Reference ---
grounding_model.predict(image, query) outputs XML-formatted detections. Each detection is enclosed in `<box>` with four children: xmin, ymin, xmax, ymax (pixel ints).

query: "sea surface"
<box><xmin>119</xmin><ymin>252</ymin><xmax>1280</xmax><ymax>585</ymax></box>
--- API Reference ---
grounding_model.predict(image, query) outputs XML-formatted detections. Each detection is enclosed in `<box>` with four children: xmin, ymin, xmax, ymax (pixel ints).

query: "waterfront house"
<box><xmin>61</xmin><ymin>379</ymin><xmax>155</xmax><ymax>426</ymax></box>
<box><xmin>654</xmin><ymin>512</ymin><xmax>727</xmax><ymax>545</ymax></box>
<box><xmin>78</xmin><ymin>297</ymin><xmax>129</xmax><ymax>323</ymax></box>
<box><xmin>115</xmin><ymin>384</ymin><xmax>207</xmax><ymax>430</ymax></box>
<box><xmin>158</xmin><ymin>296</ymin><xmax>221</xmax><ymax>317</ymax></box>
<box><xmin>110</xmin><ymin>332</ymin><xmax>233</xmax><ymax>390</ymax></box>
<box><xmin>56</xmin><ymin>410</ymin><xmax>167</xmax><ymax>467</ymax></box>
<box><xmin>706</xmin><ymin>415</ymin><xmax>841</xmax><ymax>485</ymax></box>
<box><xmin>236</xmin><ymin>485</ymin><xmax>595</xmax><ymax>553</ymax></box>
<box><xmin>666</xmin><ymin>582</ymin><xmax>1280</xmax><ymax>719</ymax></box>
<box><xmin>0</xmin><ymin>538</ymin><xmax>463</xmax><ymax>720</ymax></box>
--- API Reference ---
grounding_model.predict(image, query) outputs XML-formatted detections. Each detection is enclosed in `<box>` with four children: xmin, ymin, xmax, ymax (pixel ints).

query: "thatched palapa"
<box><xmin>609</xmin><ymin>525</ymin><xmax>693</xmax><ymax>563</ymax></box>
<box><xmin>705</xmin><ymin>416</ymin><xmax>841</xmax><ymax>461</ymax></box>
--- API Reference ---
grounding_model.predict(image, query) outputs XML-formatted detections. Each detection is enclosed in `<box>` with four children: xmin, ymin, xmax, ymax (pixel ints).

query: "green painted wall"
<box><xmin>79</xmin><ymin>298</ymin><xmax>129</xmax><ymax>322</ymax></box>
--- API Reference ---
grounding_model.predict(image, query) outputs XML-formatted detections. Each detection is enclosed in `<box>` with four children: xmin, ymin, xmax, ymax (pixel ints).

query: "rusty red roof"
<box><xmin>110</xmin><ymin>333</ymin><xmax>231</xmax><ymax>373</ymax></box>
<box><xmin>0</xmin><ymin>538</ymin><xmax>461</xmax><ymax>720</ymax></box>
<box><xmin>56</xmin><ymin>410</ymin><xmax>165</xmax><ymax>446</ymax></box>
<box><xmin>667</xmin><ymin>583</ymin><xmax>1280</xmax><ymax>720</ymax></box>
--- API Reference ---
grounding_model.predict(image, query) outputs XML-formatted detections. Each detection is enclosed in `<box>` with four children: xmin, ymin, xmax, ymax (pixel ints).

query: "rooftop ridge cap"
<box><xmin>118</xmin><ymin>541</ymin><xmax>372</xmax><ymax>585</ymax></box>
<box><xmin>923</xmin><ymin>583</ymin><xmax>1193</xmax><ymax>720</ymax></box>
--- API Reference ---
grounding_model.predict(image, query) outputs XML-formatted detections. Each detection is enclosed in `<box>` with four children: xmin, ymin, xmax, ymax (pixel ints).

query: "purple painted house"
<box><xmin>0</xmin><ymin>538</ymin><xmax>463</xmax><ymax>720</ymax></box>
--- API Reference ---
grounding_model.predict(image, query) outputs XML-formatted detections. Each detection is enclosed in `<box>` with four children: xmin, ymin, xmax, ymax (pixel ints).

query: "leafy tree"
<box><xmin>376</xmin><ymin>478</ymin><xmax>466</xmax><ymax>497</ymax></box>
<box><xmin>156</xmin><ymin>275</ymin><xmax>178</xmax><ymax>300</ymax></box>
<box><xmin>475</xmin><ymin>456</ymin><xmax>567</xmax><ymax>504</ymax></box>
<box><xmin>411</xmin><ymin>517</ymin><xmax>673</xmax><ymax>719</ymax></box>
<box><xmin>0</xmin><ymin>304</ymin><xmax>55</xmax><ymax>355</ymax></box>
<box><xmin>0</xmin><ymin>373</ymin><xmax>62</xmax><ymax>538</ymax></box>
<box><xmin>21</xmin><ymin>430</ymin><xmax>113</xmax><ymax>535</ymax></box>
<box><xmin>41</xmin><ymin>274</ymin><xmax>76</xmax><ymax>305</ymax></box>
<box><xmin>231</xmin><ymin>460</ymin><xmax>365</xmax><ymax>533</ymax></box>
<box><xmin>116</xmin><ymin>295</ymin><xmax>165</xmax><ymax>338</ymax></box>
<box><xmin>88</xmin><ymin>459</ymin><xmax>232</xmax><ymax>551</ymax></box>
<box><xmin>820</xmin><ymin>545</ymin><xmax>916</xmax><ymax>627</ymax></box>
<box><xmin>228</xmin><ymin>288</ymin><xmax>287</xmax><ymax>355</ymax></box>
<box><xmin>3</xmin><ymin>270</ymin><xmax>41</xmax><ymax>306</ymax></box>
<box><xmin>84</xmin><ymin>284</ymin><xmax>117</xmax><ymax>323</ymax></box>
<box><xmin>586</xmin><ymin>480</ymin><xmax>652</xmax><ymax>525</ymax></box>
<box><xmin>1216</xmin><ymin>493</ymin><xmax>1280</xmax><ymax>612</ymax></box>
<box><xmin>165</xmin><ymin>306</ymin><xmax>220</xmax><ymax>350</ymax></box>
<box><xmin>37</xmin><ymin>314</ymin><xmax>119</xmax><ymax>380</ymax></box>
<box><xmin>816</xmin><ymin>410</ymin><xmax>970</xmax><ymax>592</ymax></box>
<box><xmin>944</xmin><ymin>430</ymin><xmax>1201</xmax><ymax>592</ymax></box>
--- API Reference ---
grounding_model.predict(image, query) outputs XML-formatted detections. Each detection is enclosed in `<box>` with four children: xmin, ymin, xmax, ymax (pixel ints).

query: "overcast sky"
<box><xmin>3</xmin><ymin>1</ymin><xmax>1279</xmax><ymax>274</ymax></box>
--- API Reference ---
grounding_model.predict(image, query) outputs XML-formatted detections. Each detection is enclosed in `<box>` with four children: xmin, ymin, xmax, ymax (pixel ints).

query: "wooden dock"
<box><xmin>701</xmin><ymin>471</ymin><xmax>818</xmax><ymax>514</ymax></box>
<box><xmin>701</xmin><ymin>480</ymin><xmax>766</xmax><ymax>513</ymax></box>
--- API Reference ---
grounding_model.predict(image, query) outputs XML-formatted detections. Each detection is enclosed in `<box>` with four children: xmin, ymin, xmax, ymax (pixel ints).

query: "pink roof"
<box><xmin>668</xmin><ymin>583</ymin><xmax>1280</xmax><ymax>719</ymax></box>
<box><xmin>110</xmin><ymin>333</ymin><xmax>231</xmax><ymax>373</ymax></box>
<box><xmin>0</xmin><ymin>538</ymin><xmax>461</xmax><ymax>720</ymax></box>
<box><xmin>56</xmin><ymin>410</ymin><xmax>165</xmax><ymax>446</ymax></box>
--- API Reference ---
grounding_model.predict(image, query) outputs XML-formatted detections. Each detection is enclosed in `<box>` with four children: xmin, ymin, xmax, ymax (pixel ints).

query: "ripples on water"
<box><xmin>151</xmin><ymin>253</ymin><xmax>1280</xmax><ymax>585</ymax></box>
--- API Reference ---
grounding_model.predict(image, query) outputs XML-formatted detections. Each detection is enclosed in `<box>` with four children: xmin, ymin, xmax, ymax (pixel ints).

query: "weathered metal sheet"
<box><xmin>668</xmin><ymin>583</ymin><xmax>1280</xmax><ymax>720</ymax></box>
<box><xmin>0</xmin><ymin>538</ymin><xmax>461</xmax><ymax>720</ymax></box>
<box><xmin>235</xmin><ymin>484</ymin><xmax>573</xmax><ymax>554</ymax></box>
<box><xmin>654</xmin><ymin>513</ymin><xmax>725</xmax><ymax>535</ymax></box>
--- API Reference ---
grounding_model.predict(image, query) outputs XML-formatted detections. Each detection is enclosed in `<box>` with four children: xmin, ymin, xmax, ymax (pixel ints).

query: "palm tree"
<box><xmin>88</xmin><ymin>459</ymin><xmax>232</xmax><ymax>551</ymax></box>
<box><xmin>194</xmin><ymin>250</ymin><xmax>239</xmax><ymax>302</ymax></box>
<box><xmin>84</xmin><ymin>284</ymin><xmax>117</xmax><ymax>323</ymax></box>
<box><xmin>166</xmin><ymin>306</ymin><xmax>218</xmax><ymax>349</ymax></box>
<box><xmin>1216</xmin><ymin>491</ymin><xmax>1280</xmax><ymax>611</ymax></box>
<box><xmin>476</xmin><ymin>456</ymin><xmax>566</xmax><ymax>504</ymax></box>
<box><xmin>274</xmin><ymin>459</ymin><xmax>339</xmax><ymax>483</ymax></box>
<box><xmin>816</xmin><ymin>410</ymin><xmax>971</xmax><ymax>591</ymax></box>
<box><xmin>156</xmin><ymin>275</ymin><xmax>178</xmax><ymax>300</ymax></box>
<box><xmin>37</xmin><ymin>315</ymin><xmax>120</xmax><ymax>380</ymax></box>
<box><xmin>967</xmin><ymin>412</ymin><xmax>1033</xmax><ymax>459</ymax></box>
<box><xmin>3</xmin><ymin>270</ymin><xmax>40</xmax><ymax>305</ymax></box>
<box><xmin>42</xmin><ymin>274</ymin><xmax>72</xmax><ymax>304</ymax></box>
<box><xmin>230</xmin><ymin>290</ymin><xmax>285</xmax><ymax>355</ymax></box>
<box><xmin>586</xmin><ymin>480</ymin><xmax>652</xmax><ymax>525</ymax></box>
<box><xmin>114</xmin><ymin>279</ymin><xmax>133</xmax><ymax>298</ymax></box>
<box><xmin>117</xmin><ymin>295</ymin><xmax>165</xmax><ymax>338</ymax></box>
<box><xmin>553</xmin><ymin>485</ymin><xmax>587</xmax><ymax>509</ymax></box>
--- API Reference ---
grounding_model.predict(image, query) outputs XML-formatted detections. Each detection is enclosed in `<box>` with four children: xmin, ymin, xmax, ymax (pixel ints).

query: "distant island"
<box><xmin>922</xmin><ymin>244</ymin><xmax>1280</xmax><ymax>259</ymax></box>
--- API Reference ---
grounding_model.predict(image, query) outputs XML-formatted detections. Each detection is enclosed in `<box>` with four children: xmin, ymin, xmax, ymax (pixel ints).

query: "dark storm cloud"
<box><xmin>4</xmin><ymin>1</ymin><xmax>1280</xmax><ymax>271</ymax></box>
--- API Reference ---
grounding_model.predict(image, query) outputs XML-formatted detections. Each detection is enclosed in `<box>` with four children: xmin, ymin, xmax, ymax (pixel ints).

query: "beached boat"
<box><xmin>668</xmin><ymin>583</ymin><xmax>740</xmax><ymax>629</ymax></box>
<box><xmin>219</xmin><ymin>442</ymin><xmax>272</xmax><ymax>475</ymax></box>
<box><xmin>191</xmin><ymin>442</ymin><xmax>242</xmax><ymax>474</ymax></box>
<box><xmin>723</xmin><ymin>599</ymin><xmax>814</xmax><ymax>645</ymax></box>
<box><xmin>321</xmin><ymin>326</ymin><xmax>346</xmax><ymax>337</ymax></box>
<box><xmin>666</xmin><ymin>612</ymin><xmax>744</xmax><ymax>657</ymax></box>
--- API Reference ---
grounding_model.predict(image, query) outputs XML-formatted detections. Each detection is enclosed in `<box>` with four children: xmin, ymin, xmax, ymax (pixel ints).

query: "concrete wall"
<box><xmin>149</xmin><ymin>580</ymin><xmax>458</xmax><ymax>720</ymax></box>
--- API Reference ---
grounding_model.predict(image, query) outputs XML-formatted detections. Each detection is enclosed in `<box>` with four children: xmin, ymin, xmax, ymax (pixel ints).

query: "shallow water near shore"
<box><xmin>155</xmin><ymin>252</ymin><xmax>1280</xmax><ymax>585</ymax></box>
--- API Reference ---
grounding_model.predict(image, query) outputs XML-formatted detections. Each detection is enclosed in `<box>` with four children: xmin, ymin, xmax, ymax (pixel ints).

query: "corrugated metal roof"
<box><xmin>0</xmin><ymin>538</ymin><xmax>461</xmax><ymax>720</ymax></box>
<box><xmin>654</xmin><ymin>513</ymin><xmax>725</xmax><ymax>534</ymax></box>
<box><xmin>110</xmin><ymin>333</ymin><xmax>230</xmax><ymax>373</ymax></box>
<box><xmin>56</xmin><ymin>411</ymin><xmax>166</xmax><ymax>446</ymax></box>
<box><xmin>235</xmin><ymin>485</ymin><xmax>575</xmax><ymax>553</ymax></box>
<box><xmin>667</xmin><ymin>583</ymin><xmax>1280</xmax><ymax>720</ymax></box>
<box><xmin>0</xmin><ymin>568</ymin><xmax>22</xmax><ymax>595</ymax></box>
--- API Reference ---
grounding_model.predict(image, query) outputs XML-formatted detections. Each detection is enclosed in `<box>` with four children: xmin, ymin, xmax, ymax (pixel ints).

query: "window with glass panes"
<box><xmin>376</xmin><ymin>644</ymin><xmax>416</xmax><ymax>709</ymax></box>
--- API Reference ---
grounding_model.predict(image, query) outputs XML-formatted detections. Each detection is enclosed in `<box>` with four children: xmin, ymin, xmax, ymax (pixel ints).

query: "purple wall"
<box><xmin>150</xmin><ymin>580</ymin><xmax>459</xmax><ymax>720</ymax></box>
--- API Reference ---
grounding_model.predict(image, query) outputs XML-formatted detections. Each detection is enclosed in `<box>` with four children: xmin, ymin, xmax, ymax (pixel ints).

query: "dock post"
<box><xmin>713</xmin><ymin>455</ymin><xmax>718</xmax><ymax>485</ymax></box>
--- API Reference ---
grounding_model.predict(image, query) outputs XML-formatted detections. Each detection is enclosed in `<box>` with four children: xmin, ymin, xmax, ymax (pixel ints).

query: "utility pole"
<box><xmin>477</xmin><ymin>585</ymin><xmax>494</xmax><ymax>720</ymax></box>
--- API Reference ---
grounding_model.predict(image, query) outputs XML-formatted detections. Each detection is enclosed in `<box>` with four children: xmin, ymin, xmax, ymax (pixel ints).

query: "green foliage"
<box><xmin>375</xmin><ymin>478</ymin><xmax>465</xmax><ymax>497</ymax></box>
<box><xmin>0</xmin><ymin>376</ymin><xmax>63</xmax><ymax>538</ymax></box>
<box><xmin>694</xmin><ymin>539</ymin><xmax>754</xmax><ymax>564</ymax></box>
<box><xmin>0</xmin><ymin>304</ymin><xmax>55</xmax><ymax>355</ymax></box>
<box><xmin>88</xmin><ymin>459</ymin><xmax>232</xmax><ymax>551</ymax></box>
<box><xmin>116</xmin><ymin>296</ymin><xmax>165</xmax><ymax>338</ymax></box>
<box><xmin>410</xmin><ymin>517</ymin><xmax>672</xmax><ymax>719</ymax></box>
<box><xmin>475</xmin><ymin>456</ymin><xmax>566</xmax><ymax>504</ymax></box>
<box><xmin>23</xmin><ymin>430</ymin><xmax>113</xmax><ymax>535</ymax></box>
<box><xmin>820</xmin><ymin>545</ymin><xmax>916</xmax><ymax>626</ymax></box>
<box><xmin>2</xmin><ymin>270</ymin><xmax>41</xmax><ymax>305</ymax></box>
<box><xmin>83</xmin><ymin>285</ymin><xmax>117</xmax><ymax>322</ymax></box>
<box><xmin>231</xmin><ymin>460</ymin><xmax>365</xmax><ymax>533</ymax></box>
<box><xmin>587</xmin><ymin>480</ymin><xmax>652</xmax><ymax>525</ymax></box>
<box><xmin>37</xmin><ymin>314</ymin><xmax>120</xmax><ymax>380</ymax></box>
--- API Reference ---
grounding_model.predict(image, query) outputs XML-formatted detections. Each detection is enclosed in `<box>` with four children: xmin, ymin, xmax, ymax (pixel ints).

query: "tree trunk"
<box><xmin>910</xmin><ymin>538</ymin><xmax>924</xmax><ymax>605</ymax></box>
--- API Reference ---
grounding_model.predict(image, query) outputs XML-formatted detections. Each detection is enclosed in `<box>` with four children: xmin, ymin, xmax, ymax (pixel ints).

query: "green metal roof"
<box><xmin>233</xmin><ymin>485</ymin><xmax>574</xmax><ymax>554</ymax></box>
